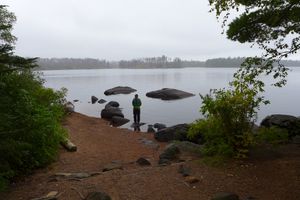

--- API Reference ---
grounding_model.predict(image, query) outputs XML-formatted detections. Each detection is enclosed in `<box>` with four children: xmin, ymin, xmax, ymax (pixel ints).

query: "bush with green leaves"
<box><xmin>257</xmin><ymin>127</ymin><xmax>289</xmax><ymax>145</ymax></box>
<box><xmin>0</xmin><ymin>70</ymin><xmax>67</xmax><ymax>191</ymax></box>
<box><xmin>0</xmin><ymin>5</ymin><xmax>67</xmax><ymax>191</ymax></box>
<box><xmin>188</xmin><ymin>64</ymin><xmax>270</xmax><ymax>158</ymax></box>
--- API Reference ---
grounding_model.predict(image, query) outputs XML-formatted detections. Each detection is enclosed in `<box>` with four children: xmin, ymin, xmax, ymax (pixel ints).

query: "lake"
<box><xmin>41</xmin><ymin>67</ymin><xmax>300</xmax><ymax>131</ymax></box>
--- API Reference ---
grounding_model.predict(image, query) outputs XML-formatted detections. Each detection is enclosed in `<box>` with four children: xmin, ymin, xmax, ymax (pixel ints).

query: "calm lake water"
<box><xmin>41</xmin><ymin>67</ymin><xmax>300</xmax><ymax>131</ymax></box>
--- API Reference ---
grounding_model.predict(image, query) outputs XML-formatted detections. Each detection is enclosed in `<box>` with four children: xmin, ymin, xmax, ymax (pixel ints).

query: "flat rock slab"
<box><xmin>146</xmin><ymin>88</ymin><xmax>195</xmax><ymax>100</ymax></box>
<box><xmin>102</xmin><ymin>163</ymin><xmax>123</xmax><ymax>172</ymax></box>
<box><xmin>52</xmin><ymin>172</ymin><xmax>101</xmax><ymax>179</ymax></box>
<box><xmin>104</xmin><ymin>86</ymin><xmax>137</xmax><ymax>95</ymax></box>
<box><xmin>31</xmin><ymin>191</ymin><xmax>58</xmax><ymax>200</ymax></box>
<box><xmin>130</xmin><ymin>122</ymin><xmax>146</xmax><ymax>128</ymax></box>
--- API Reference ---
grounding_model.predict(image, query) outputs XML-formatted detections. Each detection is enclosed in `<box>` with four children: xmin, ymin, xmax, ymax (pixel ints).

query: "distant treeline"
<box><xmin>36</xmin><ymin>56</ymin><xmax>300</xmax><ymax>70</ymax></box>
<box><xmin>37</xmin><ymin>58</ymin><xmax>110</xmax><ymax>70</ymax></box>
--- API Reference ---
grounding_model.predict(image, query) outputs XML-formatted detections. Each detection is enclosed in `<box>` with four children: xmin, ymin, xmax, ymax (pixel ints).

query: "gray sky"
<box><xmin>2</xmin><ymin>0</ymin><xmax>299</xmax><ymax>60</ymax></box>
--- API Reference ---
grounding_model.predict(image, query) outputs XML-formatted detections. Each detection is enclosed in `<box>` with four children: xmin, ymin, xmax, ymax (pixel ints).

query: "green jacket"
<box><xmin>132</xmin><ymin>98</ymin><xmax>142</xmax><ymax>109</ymax></box>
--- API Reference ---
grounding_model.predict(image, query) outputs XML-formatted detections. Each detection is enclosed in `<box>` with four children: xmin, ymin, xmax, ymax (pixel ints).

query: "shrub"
<box><xmin>257</xmin><ymin>127</ymin><xmax>289</xmax><ymax>145</ymax></box>
<box><xmin>189</xmin><ymin>63</ymin><xmax>269</xmax><ymax>158</ymax></box>
<box><xmin>0</xmin><ymin>70</ymin><xmax>67</xmax><ymax>191</ymax></box>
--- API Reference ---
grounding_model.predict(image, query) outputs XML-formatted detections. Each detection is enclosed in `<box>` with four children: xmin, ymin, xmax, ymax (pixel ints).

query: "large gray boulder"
<box><xmin>154</xmin><ymin>124</ymin><xmax>190</xmax><ymax>142</ymax></box>
<box><xmin>104</xmin><ymin>86</ymin><xmax>136</xmax><ymax>95</ymax></box>
<box><xmin>101</xmin><ymin>106</ymin><xmax>124</xmax><ymax>119</ymax></box>
<box><xmin>260</xmin><ymin>114</ymin><xmax>300</xmax><ymax>137</ymax></box>
<box><xmin>146</xmin><ymin>88</ymin><xmax>195</xmax><ymax>100</ymax></box>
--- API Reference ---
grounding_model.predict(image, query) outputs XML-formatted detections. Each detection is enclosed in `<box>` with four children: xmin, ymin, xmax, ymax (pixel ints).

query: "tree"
<box><xmin>209</xmin><ymin>0</ymin><xmax>300</xmax><ymax>86</ymax></box>
<box><xmin>0</xmin><ymin>5</ymin><xmax>66</xmax><ymax>191</ymax></box>
<box><xmin>0</xmin><ymin>6</ymin><xmax>37</xmax><ymax>74</ymax></box>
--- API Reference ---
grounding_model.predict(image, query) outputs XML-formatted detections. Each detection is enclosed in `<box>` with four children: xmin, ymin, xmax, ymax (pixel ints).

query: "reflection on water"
<box><xmin>41</xmin><ymin>67</ymin><xmax>300</xmax><ymax>131</ymax></box>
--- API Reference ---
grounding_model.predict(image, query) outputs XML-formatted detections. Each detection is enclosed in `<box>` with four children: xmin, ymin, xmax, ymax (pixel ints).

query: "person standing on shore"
<box><xmin>132</xmin><ymin>94</ymin><xmax>142</xmax><ymax>125</ymax></box>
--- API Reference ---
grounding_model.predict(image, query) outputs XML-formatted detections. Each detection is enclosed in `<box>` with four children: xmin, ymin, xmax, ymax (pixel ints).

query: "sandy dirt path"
<box><xmin>2</xmin><ymin>112</ymin><xmax>300</xmax><ymax>200</ymax></box>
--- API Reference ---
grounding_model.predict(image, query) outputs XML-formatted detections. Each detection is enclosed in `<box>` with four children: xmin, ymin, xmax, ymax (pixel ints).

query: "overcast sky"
<box><xmin>2</xmin><ymin>0</ymin><xmax>299</xmax><ymax>60</ymax></box>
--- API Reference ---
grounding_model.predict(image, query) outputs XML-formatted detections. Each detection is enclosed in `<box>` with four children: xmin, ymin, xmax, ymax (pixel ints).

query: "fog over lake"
<box><xmin>41</xmin><ymin>67</ymin><xmax>300</xmax><ymax>131</ymax></box>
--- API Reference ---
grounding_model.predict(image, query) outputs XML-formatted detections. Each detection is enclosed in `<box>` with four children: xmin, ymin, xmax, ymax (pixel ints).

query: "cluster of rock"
<box><xmin>71</xmin><ymin>86</ymin><xmax>195</xmax><ymax>106</ymax></box>
<box><xmin>100</xmin><ymin>101</ymin><xmax>130</xmax><ymax>127</ymax></box>
<box><xmin>91</xmin><ymin>95</ymin><xmax>107</xmax><ymax>104</ymax></box>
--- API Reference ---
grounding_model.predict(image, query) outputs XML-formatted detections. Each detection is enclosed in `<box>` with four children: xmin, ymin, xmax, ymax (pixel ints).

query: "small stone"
<box><xmin>73</xmin><ymin>99</ymin><xmax>79</xmax><ymax>102</ymax></box>
<box><xmin>64</xmin><ymin>102</ymin><xmax>75</xmax><ymax>113</ymax></box>
<box><xmin>91</xmin><ymin>96</ymin><xmax>98</xmax><ymax>104</ymax></box>
<box><xmin>60</xmin><ymin>139</ymin><xmax>77</xmax><ymax>152</ymax></box>
<box><xmin>178</xmin><ymin>165</ymin><xmax>191</xmax><ymax>177</ymax></box>
<box><xmin>98</xmin><ymin>99</ymin><xmax>107</xmax><ymax>104</ymax></box>
<box><xmin>211</xmin><ymin>192</ymin><xmax>240</xmax><ymax>200</ymax></box>
<box><xmin>46</xmin><ymin>191</ymin><xmax>58</xmax><ymax>198</ymax></box>
<box><xmin>85</xmin><ymin>191</ymin><xmax>111</xmax><ymax>200</ymax></box>
<box><xmin>136</xmin><ymin>157</ymin><xmax>151</xmax><ymax>166</ymax></box>
<box><xmin>184</xmin><ymin>176</ymin><xmax>199</xmax><ymax>184</ymax></box>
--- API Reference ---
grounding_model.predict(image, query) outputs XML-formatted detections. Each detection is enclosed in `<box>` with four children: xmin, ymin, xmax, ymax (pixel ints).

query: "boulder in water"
<box><xmin>104</xmin><ymin>86</ymin><xmax>136</xmax><ymax>95</ymax></box>
<box><xmin>146</xmin><ymin>88</ymin><xmax>195</xmax><ymax>100</ymax></box>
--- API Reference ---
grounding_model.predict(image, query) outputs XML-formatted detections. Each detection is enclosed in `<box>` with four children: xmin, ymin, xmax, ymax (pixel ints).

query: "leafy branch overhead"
<box><xmin>209</xmin><ymin>0</ymin><xmax>300</xmax><ymax>86</ymax></box>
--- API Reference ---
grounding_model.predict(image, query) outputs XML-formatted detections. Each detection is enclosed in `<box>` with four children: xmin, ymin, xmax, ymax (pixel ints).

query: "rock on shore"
<box><xmin>260</xmin><ymin>114</ymin><xmax>300</xmax><ymax>137</ymax></box>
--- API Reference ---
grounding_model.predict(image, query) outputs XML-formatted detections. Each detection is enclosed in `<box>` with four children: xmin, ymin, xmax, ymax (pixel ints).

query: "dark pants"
<box><xmin>133</xmin><ymin>108</ymin><xmax>140</xmax><ymax>123</ymax></box>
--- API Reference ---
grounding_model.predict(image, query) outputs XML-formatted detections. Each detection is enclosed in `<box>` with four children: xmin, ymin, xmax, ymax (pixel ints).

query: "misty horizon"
<box><xmin>4</xmin><ymin>0</ymin><xmax>300</xmax><ymax>61</ymax></box>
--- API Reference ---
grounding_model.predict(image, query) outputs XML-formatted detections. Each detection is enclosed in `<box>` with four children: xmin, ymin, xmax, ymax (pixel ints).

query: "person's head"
<box><xmin>135</xmin><ymin>94</ymin><xmax>138</xmax><ymax>98</ymax></box>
